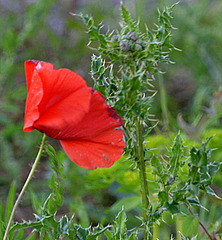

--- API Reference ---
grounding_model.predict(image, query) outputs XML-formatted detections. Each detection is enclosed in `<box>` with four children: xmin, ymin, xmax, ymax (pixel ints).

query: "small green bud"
<box><xmin>120</xmin><ymin>39</ymin><xmax>130</xmax><ymax>51</ymax></box>
<box><xmin>131</xmin><ymin>43</ymin><xmax>142</xmax><ymax>51</ymax></box>
<box><xmin>127</xmin><ymin>31</ymin><xmax>139</xmax><ymax>41</ymax></box>
<box><xmin>135</xmin><ymin>38</ymin><xmax>143</xmax><ymax>45</ymax></box>
<box><xmin>111</xmin><ymin>34</ymin><xmax>119</xmax><ymax>42</ymax></box>
<box><xmin>142</xmin><ymin>41</ymin><xmax>148</xmax><ymax>49</ymax></box>
<box><xmin>167</xmin><ymin>174</ymin><xmax>174</xmax><ymax>184</ymax></box>
<box><xmin>121</xmin><ymin>34</ymin><xmax>129</xmax><ymax>40</ymax></box>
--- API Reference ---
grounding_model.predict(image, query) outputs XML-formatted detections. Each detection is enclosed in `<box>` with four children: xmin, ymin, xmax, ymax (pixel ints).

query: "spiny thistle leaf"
<box><xmin>72</xmin><ymin>13</ymin><xmax>107</xmax><ymax>48</ymax></box>
<box><xmin>45</xmin><ymin>144</ymin><xmax>64</xmax><ymax>212</ymax></box>
<box><xmin>6</xmin><ymin>181</ymin><xmax>16</xmax><ymax>223</ymax></box>
<box><xmin>114</xmin><ymin>208</ymin><xmax>127</xmax><ymax>238</ymax></box>
<box><xmin>87</xmin><ymin>225</ymin><xmax>111</xmax><ymax>240</ymax></box>
<box><xmin>169</xmin><ymin>133</ymin><xmax>184</xmax><ymax>177</ymax></box>
<box><xmin>120</xmin><ymin>2</ymin><xmax>137</xmax><ymax>31</ymax></box>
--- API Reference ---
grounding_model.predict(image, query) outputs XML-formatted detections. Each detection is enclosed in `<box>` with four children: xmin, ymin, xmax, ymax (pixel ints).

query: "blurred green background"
<box><xmin>0</xmin><ymin>0</ymin><xmax>222</xmax><ymax>239</ymax></box>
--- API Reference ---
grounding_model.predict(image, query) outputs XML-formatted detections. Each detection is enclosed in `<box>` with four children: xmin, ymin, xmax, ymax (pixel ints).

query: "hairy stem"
<box><xmin>3</xmin><ymin>134</ymin><xmax>47</xmax><ymax>240</ymax></box>
<box><xmin>181</xmin><ymin>202</ymin><xmax>214</xmax><ymax>240</ymax></box>
<box><xmin>135</xmin><ymin>118</ymin><xmax>150</xmax><ymax>239</ymax></box>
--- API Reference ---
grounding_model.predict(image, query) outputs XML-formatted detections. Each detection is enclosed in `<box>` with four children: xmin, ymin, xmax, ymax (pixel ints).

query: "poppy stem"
<box><xmin>3</xmin><ymin>133</ymin><xmax>47</xmax><ymax>240</ymax></box>
<box><xmin>135</xmin><ymin>118</ymin><xmax>151</xmax><ymax>240</ymax></box>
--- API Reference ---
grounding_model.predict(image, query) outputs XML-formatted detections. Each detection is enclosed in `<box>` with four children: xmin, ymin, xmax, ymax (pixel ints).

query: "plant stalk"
<box><xmin>135</xmin><ymin>117</ymin><xmax>150</xmax><ymax>239</ymax></box>
<box><xmin>3</xmin><ymin>134</ymin><xmax>47</xmax><ymax>240</ymax></box>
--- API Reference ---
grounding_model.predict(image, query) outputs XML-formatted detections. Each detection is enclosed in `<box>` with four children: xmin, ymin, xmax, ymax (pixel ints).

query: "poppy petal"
<box><xmin>60</xmin><ymin>140</ymin><xmax>124</xmax><ymax>169</ymax></box>
<box><xmin>23</xmin><ymin>62</ymin><xmax>43</xmax><ymax>131</ymax></box>
<box><xmin>23</xmin><ymin>61</ymin><xmax>92</xmax><ymax>137</ymax></box>
<box><xmin>24</xmin><ymin>60</ymin><xmax>40</xmax><ymax>91</ymax></box>
<box><xmin>34</xmin><ymin>87</ymin><xmax>92</xmax><ymax>139</ymax></box>
<box><xmin>60</xmin><ymin>90</ymin><xmax>125</xmax><ymax>169</ymax></box>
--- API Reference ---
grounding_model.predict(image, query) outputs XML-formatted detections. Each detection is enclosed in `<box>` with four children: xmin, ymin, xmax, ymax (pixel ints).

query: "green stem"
<box><xmin>3</xmin><ymin>134</ymin><xmax>47</xmax><ymax>240</ymax></box>
<box><xmin>135</xmin><ymin>118</ymin><xmax>150</xmax><ymax>240</ymax></box>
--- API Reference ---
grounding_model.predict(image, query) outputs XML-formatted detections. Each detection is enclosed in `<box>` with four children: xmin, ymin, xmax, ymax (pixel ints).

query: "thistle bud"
<box><xmin>111</xmin><ymin>34</ymin><xmax>119</xmax><ymax>42</ymax></box>
<box><xmin>120</xmin><ymin>39</ymin><xmax>130</xmax><ymax>51</ymax></box>
<box><xmin>142</xmin><ymin>41</ymin><xmax>148</xmax><ymax>49</ymax></box>
<box><xmin>121</xmin><ymin>34</ymin><xmax>129</xmax><ymax>40</ymax></box>
<box><xmin>167</xmin><ymin>174</ymin><xmax>174</xmax><ymax>184</ymax></box>
<box><xmin>127</xmin><ymin>31</ymin><xmax>139</xmax><ymax>41</ymax></box>
<box><xmin>133</xmin><ymin>43</ymin><xmax>142</xmax><ymax>51</ymax></box>
<box><xmin>135</xmin><ymin>38</ymin><xmax>143</xmax><ymax>45</ymax></box>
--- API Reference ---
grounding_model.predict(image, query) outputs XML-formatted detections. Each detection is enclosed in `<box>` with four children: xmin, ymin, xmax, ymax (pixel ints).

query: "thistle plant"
<box><xmin>75</xmin><ymin>2</ymin><xmax>177</xmax><ymax>239</ymax></box>
<box><xmin>75</xmin><ymin>2</ymin><xmax>220</xmax><ymax>239</ymax></box>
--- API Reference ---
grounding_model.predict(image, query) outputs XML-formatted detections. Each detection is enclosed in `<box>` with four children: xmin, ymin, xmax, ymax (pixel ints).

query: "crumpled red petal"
<box><xmin>60</xmin><ymin>91</ymin><xmax>125</xmax><ymax>169</ymax></box>
<box><xmin>23</xmin><ymin>60</ymin><xmax>92</xmax><ymax>137</ymax></box>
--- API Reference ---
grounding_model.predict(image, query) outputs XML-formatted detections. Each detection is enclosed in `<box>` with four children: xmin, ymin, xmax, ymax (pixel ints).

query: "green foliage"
<box><xmin>6</xmin><ymin>182</ymin><xmax>16</xmax><ymax>224</ymax></box>
<box><xmin>46</xmin><ymin>144</ymin><xmax>65</xmax><ymax>212</ymax></box>
<box><xmin>188</xmin><ymin>138</ymin><xmax>220</xmax><ymax>194</ymax></box>
<box><xmin>11</xmin><ymin>214</ymin><xmax>111</xmax><ymax>240</ymax></box>
<box><xmin>83</xmin><ymin>132</ymin><xmax>221</xmax><ymax>238</ymax></box>
<box><xmin>104</xmin><ymin>209</ymin><xmax>139</xmax><ymax>240</ymax></box>
<box><xmin>177</xmin><ymin>215</ymin><xmax>199</xmax><ymax>237</ymax></box>
<box><xmin>179</xmin><ymin>232</ymin><xmax>198</xmax><ymax>240</ymax></box>
<box><xmin>109</xmin><ymin>195</ymin><xmax>141</xmax><ymax>213</ymax></box>
<box><xmin>4</xmin><ymin>145</ymin><xmax>110</xmax><ymax>239</ymax></box>
<box><xmin>151</xmin><ymin>134</ymin><xmax>220</xmax><ymax>217</ymax></box>
<box><xmin>0</xmin><ymin>182</ymin><xmax>16</xmax><ymax>239</ymax></box>
<box><xmin>4</xmin><ymin>150</ymin><xmax>138</xmax><ymax>239</ymax></box>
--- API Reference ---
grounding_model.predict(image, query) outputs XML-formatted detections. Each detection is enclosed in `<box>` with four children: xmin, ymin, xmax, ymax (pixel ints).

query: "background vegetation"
<box><xmin>0</xmin><ymin>0</ymin><xmax>222</xmax><ymax>239</ymax></box>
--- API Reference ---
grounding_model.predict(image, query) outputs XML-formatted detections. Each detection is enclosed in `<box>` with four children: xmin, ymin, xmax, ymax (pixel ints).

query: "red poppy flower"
<box><xmin>23</xmin><ymin>60</ymin><xmax>125</xmax><ymax>169</ymax></box>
